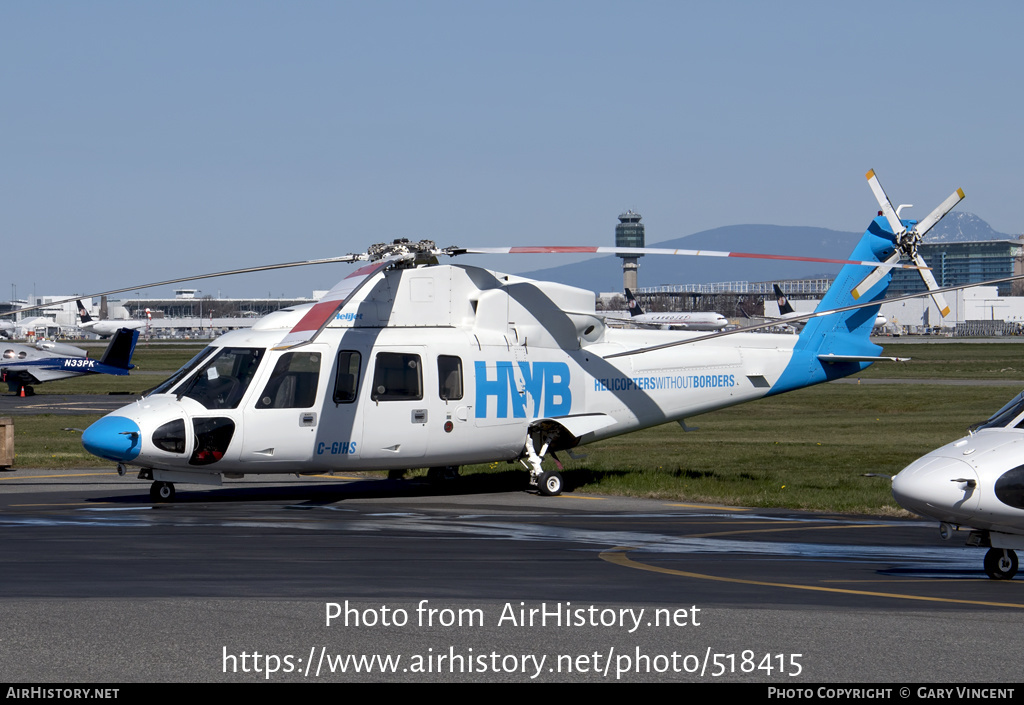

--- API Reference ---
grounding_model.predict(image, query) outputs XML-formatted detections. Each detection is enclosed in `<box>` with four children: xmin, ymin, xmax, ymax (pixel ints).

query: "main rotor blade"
<box><xmin>914</xmin><ymin>252</ymin><xmax>951</xmax><ymax>317</ymax></box>
<box><xmin>273</xmin><ymin>254</ymin><xmax>406</xmax><ymax>350</ymax></box>
<box><xmin>851</xmin><ymin>252</ymin><xmax>901</xmax><ymax>301</ymax></box>
<box><xmin>456</xmin><ymin>245</ymin><xmax>924</xmax><ymax>270</ymax></box>
<box><xmin>913</xmin><ymin>187</ymin><xmax>965</xmax><ymax>240</ymax></box>
<box><xmin>603</xmin><ymin>272</ymin><xmax>1024</xmax><ymax>359</ymax></box>
<box><xmin>0</xmin><ymin>254</ymin><xmax>367</xmax><ymax>318</ymax></box>
<box><xmin>865</xmin><ymin>169</ymin><xmax>906</xmax><ymax>237</ymax></box>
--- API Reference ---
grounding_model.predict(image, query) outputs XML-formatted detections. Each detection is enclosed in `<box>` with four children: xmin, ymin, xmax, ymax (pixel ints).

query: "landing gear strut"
<box><xmin>150</xmin><ymin>481</ymin><xmax>176</xmax><ymax>503</ymax></box>
<box><xmin>984</xmin><ymin>548</ymin><xmax>1018</xmax><ymax>580</ymax></box>
<box><xmin>523</xmin><ymin>433</ymin><xmax>563</xmax><ymax>496</ymax></box>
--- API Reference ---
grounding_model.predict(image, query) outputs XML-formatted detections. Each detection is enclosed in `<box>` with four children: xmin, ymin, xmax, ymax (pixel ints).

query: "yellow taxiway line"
<box><xmin>600</xmin><ymin>547</ymin><xmax>1024</xmax><ymax>609</ymax></box>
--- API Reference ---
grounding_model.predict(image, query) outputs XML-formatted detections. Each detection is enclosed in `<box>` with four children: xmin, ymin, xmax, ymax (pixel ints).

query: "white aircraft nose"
<box><xmin>892</xmin><ymin>455</ymin><xmax>980</xmax><ymax>524</ymax></box>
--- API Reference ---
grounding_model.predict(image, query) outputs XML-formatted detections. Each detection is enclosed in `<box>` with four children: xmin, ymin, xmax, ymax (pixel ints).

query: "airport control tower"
<box><xmin>616</xmin><ymin>210</ymin><xmax>644</xmax><ymax>291</ymax></box>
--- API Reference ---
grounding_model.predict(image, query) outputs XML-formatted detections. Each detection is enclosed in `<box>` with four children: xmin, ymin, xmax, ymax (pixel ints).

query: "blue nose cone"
<box><xmin>82</xmin><ymin>416</ymin><xmax>142</xmax><ymax>462</ymax></box>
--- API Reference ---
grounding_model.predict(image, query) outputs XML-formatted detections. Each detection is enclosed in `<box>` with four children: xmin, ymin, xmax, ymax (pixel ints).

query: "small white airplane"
<box><xmin>618</xmin><ymin>288</ymin><xmax>729</xmax><ymax>330</ymax></box>
<box><xmin>76</xmin><ymin>300</ymin><xmax>150</xmax><ymax>337</ymax></box>
<box><xmin>72</xmin><ymin>170</ymin><xmax>968</xmax><ymax>504</ymax></box>
<box><xmin>892</xmin><ymin>390</ymin><xmax>1024</xmax><ymax>580</ymax></box>
<box><xmin>0</xmin><ymin>328</ymin><xmax>139</xmax><ymax>396</ymax></box>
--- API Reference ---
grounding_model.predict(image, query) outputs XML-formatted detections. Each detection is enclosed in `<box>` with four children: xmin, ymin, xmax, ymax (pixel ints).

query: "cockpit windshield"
<box><xmin>176</xmin><ymin>347</ymin><xmax>266</xmax><ymax>410</ymax></box>
<box><xmin>972</xmin><ymin>389</ymin><xmax>1024</xmax><ymax>431</ymax></box>
<box><xmin>148</xmin><ymin>346</ymin><xmax>215</xmax><ymax>397</ymax></box>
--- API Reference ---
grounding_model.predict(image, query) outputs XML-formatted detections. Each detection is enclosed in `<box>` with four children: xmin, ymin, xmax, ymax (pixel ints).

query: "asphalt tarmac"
<box><xmin>0</xmin><ymin>392</ymin><xmax>136</xmax><ymax>416</ymax></box>
<box><xmin>1</xmin><ymin>469</ymin><xmax>1021</xmax><ymax>683</ymax></box>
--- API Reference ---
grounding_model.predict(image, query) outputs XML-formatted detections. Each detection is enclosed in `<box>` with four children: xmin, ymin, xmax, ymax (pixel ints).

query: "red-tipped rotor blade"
<box><xmin>274</xmin><ymin>255</ymin><xmax>404</xmax><ymax>349</ymax></box>
<box><xmin>457</xmin><ymin>245</ymin><xmax>923</xmax><ymax>269</ymax></box>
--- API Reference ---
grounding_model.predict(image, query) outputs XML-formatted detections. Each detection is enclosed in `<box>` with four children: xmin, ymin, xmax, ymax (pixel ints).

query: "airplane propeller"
<box><xmin>852</xmin><ymin>170</ymin><xmax>964</xmax><ymax>317</ymax></box>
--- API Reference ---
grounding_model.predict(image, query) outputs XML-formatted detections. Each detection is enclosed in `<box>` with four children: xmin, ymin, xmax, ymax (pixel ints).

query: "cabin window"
<box><xmin>179</xmin><ymin>347</ymin><xmax>265</xmax><ymax>410</ymax></box>
<box><xmin>189</xmin><ymin>417</ymin><xmax>235</xmax><ymax>466</ymax></box>
<box><xmin>256</xmin><ymin>351</ymin><xmax>322</xmax><ymax>409</ymax></box>
<box><xmin>371</xmin><ymin>352</ymin><xmax>422</xmax><ymax>401</ymax></box>
<box><xmin>438</xmin><ymin>355</ymin><xmax>463</xmax><ymax>401</ymax></box>
<box><xmin>333</xmin><ymin>351</ymin><xmax>361</xmax><ymax>404</ymax></box>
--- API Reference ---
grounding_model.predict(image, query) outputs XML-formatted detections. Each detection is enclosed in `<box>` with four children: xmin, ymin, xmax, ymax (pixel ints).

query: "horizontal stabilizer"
<box><xmin>817</xmin><ymin>354</ymin><xmax>911</xmax><ymax>364</ymax></box>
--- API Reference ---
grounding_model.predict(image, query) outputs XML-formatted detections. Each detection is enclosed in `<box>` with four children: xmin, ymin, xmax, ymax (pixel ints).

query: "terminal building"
<box><xmin>889</xmin><ymin>239</ymin><xmax>1024</xmax><ymax>298</ymax></box>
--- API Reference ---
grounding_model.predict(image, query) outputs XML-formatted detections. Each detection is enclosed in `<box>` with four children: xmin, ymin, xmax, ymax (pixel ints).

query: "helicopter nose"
<box><xmin>82</xmin><ymin>416</ymin><xmax>142</xmax><ymax>463</ymax></box>
<box><xmin>891</xmin><ymin>455</ymin><xmax>980</xmax><ymax>523</ymax></box>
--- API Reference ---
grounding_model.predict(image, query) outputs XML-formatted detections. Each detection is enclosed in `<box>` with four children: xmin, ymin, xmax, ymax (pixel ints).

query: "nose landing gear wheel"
<box><xmin>984</xmin><ymin>548</ymin><xmax>1018</xmax><ymax>580</ymax></box>
<box><xmin>150</xmin><ymin>481</ymin><xmax>176</xmax><ymax>503</ymax></box>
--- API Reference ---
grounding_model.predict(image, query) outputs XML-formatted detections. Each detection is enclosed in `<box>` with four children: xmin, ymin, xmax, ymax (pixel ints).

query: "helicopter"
<box><xmin>1</xmin><ymin>328</ymin><xmax>139</xmax><ymax>396</ymax></box>
<box><xmin>892</xmin><ymin>390</ymin><xmax>1024</xmax><ymax>580</ymax></box>
<box><xmin>76</xmin><ymin>171</ymin><xmax>965</xmax><ymax>503</ymax></box>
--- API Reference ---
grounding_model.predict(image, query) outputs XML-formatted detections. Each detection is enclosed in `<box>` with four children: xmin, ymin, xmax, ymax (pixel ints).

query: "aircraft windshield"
<box><xmin>973</xmin><ymin>390</ymin><xmax>1024</xmax><ymax>431</ymax></box>
<box><xmin>149</xmin><ymin>346</ymin><xmax>215</xmax><ymax>397</ymax></box>
<box><xmin>177</xmin><ymin>347</ymin><xmax>266</xmax><ymax>410</ymax></box>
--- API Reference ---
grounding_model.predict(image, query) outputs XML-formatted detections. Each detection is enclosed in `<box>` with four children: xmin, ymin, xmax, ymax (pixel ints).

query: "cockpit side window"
<box><xmin>371</xmin><ymin>352</ymin><xmax>422</xmax><ymax>401</ymax></box>
<box><xmin>333</xmin><ymin>351</ymin><xmax>361</xmax><ymax>404</ymax></box>
<box><xmin>256</xmin><ymin>351</ymin><xmax>322</xmax><ymax>409</ymax></box>
<box><xmin>179</xmin><ymin>347</ymin><xmax>265</xmax><ymax>410</ymax></box>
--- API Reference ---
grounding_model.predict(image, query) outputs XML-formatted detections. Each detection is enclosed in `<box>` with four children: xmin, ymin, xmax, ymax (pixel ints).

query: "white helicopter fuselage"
<box><xmin>83</xmin><ymin>210</ymin><xmax>911</xmax><ymax>501</ymax></box>
<box><xmin>82</xmin><ymin>263</ymin><xmax>811</xmax><ymax>486</ymax></box>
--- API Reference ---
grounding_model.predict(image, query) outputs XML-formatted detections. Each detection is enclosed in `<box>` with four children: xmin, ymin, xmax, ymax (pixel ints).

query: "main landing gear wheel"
<box><xmin>538</xmin><ymin>470</ymin><xmax>563</xmax><ymax>497</ymax></box>
<box><xmin>150</xmin><ymin>481</ymin><xmax>176</xmax><ymax>503</ymax></box>
<box><xmin>984</xmin><ymin>548</ymin><xmax>1018</xmax><ymax>580</ymax></box>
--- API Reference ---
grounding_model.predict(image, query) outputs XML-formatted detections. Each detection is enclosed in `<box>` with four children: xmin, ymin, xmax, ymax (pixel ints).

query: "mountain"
<box><xmin>923</xmin><ymin>212</ymin><xmax>1017</xmax><ymax>243</ymax></box>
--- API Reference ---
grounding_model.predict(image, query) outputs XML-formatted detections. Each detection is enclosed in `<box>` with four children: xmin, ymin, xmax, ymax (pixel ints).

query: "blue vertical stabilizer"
<box><xmin>768</xmin><ymin>217</ymin><xmax>898</xmax><ymax>395</ymax></box>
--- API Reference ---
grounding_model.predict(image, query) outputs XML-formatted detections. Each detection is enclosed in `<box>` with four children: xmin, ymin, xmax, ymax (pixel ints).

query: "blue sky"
<box><xmin>3</xmin><ymin>1</ymin><xmax>1022</xmax><ymax>299</ymax></box>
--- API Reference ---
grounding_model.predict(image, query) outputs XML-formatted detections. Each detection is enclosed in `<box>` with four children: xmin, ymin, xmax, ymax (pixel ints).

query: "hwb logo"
<box><xmin>474</xmin><ymin>361</ymin><xmax>572</xmax><ymax>418</ymax></box>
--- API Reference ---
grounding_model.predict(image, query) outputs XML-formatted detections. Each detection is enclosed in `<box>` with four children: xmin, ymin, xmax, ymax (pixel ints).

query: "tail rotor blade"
<box><xmin>913</xmin><ymin>187</ymin><xmax>966</xmax><ymax>240</ymax></box>
<box><xmin>914</xmin><ymin>252</ymin><xmax>951</xmax><ymax>317</ymax></box>
<box><xmin>866</xmin><ymin>169</ymin><xmax>906</xmax><ymax>237</ymax></box>
<box><xmin>851</xmin><ymin>252</ymin><xmax>901</xmax><ymax>300</ymax></box>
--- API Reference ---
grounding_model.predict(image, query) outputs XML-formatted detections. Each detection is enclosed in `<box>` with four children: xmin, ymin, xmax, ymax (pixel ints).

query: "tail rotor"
<box><xmin>853</xmin><ymin>169</ymin><xmax>964</xmax><ymax>317</ymax></box>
